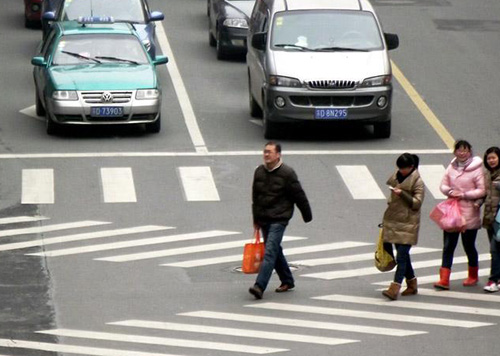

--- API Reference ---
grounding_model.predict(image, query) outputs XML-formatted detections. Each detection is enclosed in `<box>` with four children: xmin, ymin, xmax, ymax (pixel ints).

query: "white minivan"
<box><xmin>247</xmin><ymin>0</ymin><xmax>399</xmax><ymax>138</ymax></box>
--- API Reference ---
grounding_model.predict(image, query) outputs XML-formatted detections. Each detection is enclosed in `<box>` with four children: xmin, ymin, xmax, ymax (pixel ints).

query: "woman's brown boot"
<box><xmin>382</xmin><ymin>282</ymin><xmax>401</xmax><ymax>300</ymax></box>
<box><xmin>401</xmin><ymin>277</ymin><xmax>418</xmax><ymax>296</ymax></box>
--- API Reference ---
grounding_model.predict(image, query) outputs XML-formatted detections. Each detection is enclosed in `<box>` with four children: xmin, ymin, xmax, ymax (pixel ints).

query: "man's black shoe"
<box><xmin>275</xmin><ymin>283</ymin><xmax>295</xmax><ymax>293</ymax></box>
<box><xmin>249</xmin><ymin>285</ymin><xmax>263</xmax><ymax>299</ymax></box>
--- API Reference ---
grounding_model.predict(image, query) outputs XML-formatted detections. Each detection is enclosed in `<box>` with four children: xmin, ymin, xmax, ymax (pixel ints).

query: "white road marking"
<box><xmin>372</xmin><ymin>268</ymin><xmax>490</xmax><ymax>286</ymax></box>
<box><xmin>96</xmin><ymin>235</ymin><xmax>305</xmax><ymax>263</ymax></box>
<box><xmin>162</xmin><ymin>241</ymin><xmax>371</xmax><ymax>268</ymax></box>
<box><xmin>314</xmin><ymin>294</ymin><xmax>500</xmax><ymax>317</ymax></box>
<box><xmin>418</xmin><ymin>165</ymin><xmax>446</xmax><ymax>199</ymax></box>
<box><xmin>178</xmin><ymin>166</ymin><xmax>220</xmax><ymax>201</ymax></box>
<box><xmin>0</xmin><ymin>216</ymin><xmax>48</xmax><ymax>225</ymax></box>
<box><xmin>409</xmin><ymin>288</ymin><xmax>500</xmax><ymax>303</ymax></box>
<box><xmin>303</xmin><ymin>253</ymin><xmax>490</xmax><ymax>280</ymax></box>
<box><xmin>293</xmin><ymin>246</ymin><xmax>438</xmax><ymax>267</ymax></box>
<box><xmin>0</xmin><ymin>149</ymin><xmax>452</xmax><ymax>159</ymax></box>
<box><xmin>247</xmin><ymin>303</ymin><xmax>492</xmax><ymax>328</ymax></box>
<box><xmin>0</xmin><ymin>221</ymin><xmax>110</xmax><ymax>238</ymax></box>
<box><xmin>36</xmin><ymin>329</ymin><xmax>287</xmax><ymax>354</ymax></box>
<box><xmin>0</xmin><ymin>225</ymin><xmax>173</xmax><ymax>252</ymax></box>
<box><xmin>19</xmin><ymin>105</ymin><xmax>44</xmax><ymax>121</ymax></box>
<box><xmin>28</xmin><ymin>230</ymin><xmax>238</xmax><ymax>258</ymax></box>
<box><xmin>100</xmin><ymin>168</ymin><xmax>137</xmax><ymax>203</ymax></box>
<box><xmin>22</xmin><ymin>169</ymin><xmax>54</xmax><ymax>204</ymax></box>
<box><xmin>180</xmin><ymin>311</ymin><xmax>425</xmax><ymax>336</ymax></box>
<box><xmin>156</xmin><ymin>22</ymin><xmax>207</xmax><ymax>154</ymax></box>
<box><xmin>108</xmin><ymin>320</ymin><xmax>357</xmax><ymax>346</ymax></box>
<box><xmin>0</xmin><ymin>338</ymin><xmax>182</xmax><ymax>356</ymax></box>
<box><xmin>336</xmin><ymin>165</ymin><xmax>385</xmax><ymax>199</ymax></box>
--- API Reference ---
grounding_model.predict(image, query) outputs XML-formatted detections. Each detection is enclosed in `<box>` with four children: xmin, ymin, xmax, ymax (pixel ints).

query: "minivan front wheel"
<box><xmin>263</xmin><ymin>109</ymin><xmax>280</xmax><ymax>139</ymax></box>
<box><xmin>248</xmin><ymin>75</ymin><xmax>262</xmax><ymax>118</ymax></box>
<box><xmin>373</xmin><ymin>120</ymin><xmax>391</xmax><ymax>138</ymax></box>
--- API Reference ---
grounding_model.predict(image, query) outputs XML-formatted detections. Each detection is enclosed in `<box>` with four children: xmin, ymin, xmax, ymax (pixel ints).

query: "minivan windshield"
<box><xmin>271</xmin><ymin>11</ymin><xmax>383</xmax><ymax>52</ymax></box>
<box><xmin>60</xmin><ymin>0</ymin><xmax>147</xmax><ymax>23</ymax></box>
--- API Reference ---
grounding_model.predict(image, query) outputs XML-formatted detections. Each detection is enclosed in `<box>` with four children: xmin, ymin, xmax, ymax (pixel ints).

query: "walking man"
<box><xmin>249</xmin><ymin>142</ymin><xmax>312</xmax><ymax>299</ymax></box>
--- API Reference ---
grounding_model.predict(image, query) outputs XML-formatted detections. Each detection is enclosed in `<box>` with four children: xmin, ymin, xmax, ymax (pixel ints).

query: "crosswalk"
<box><xmin>1</xmin><ymin>215</ymin><xmax>498</xmax><ymax>355</ymax></box>
<box><xmin>15</xmin><ymin>164</ymin><xmax>448</xmax><ymax>204</ymax></box>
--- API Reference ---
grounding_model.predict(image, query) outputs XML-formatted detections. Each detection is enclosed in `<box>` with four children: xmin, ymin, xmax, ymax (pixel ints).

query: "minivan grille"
<box><xmin>290</xmin><ymin>95</ymin><xmax>373</xmax><ymax>107</ymax></box>
<box><xmin>307</xmin><ymin>80</ymin><xmax>357</xmax><ymax>90</ymax></box>
<box><xmin>81</xmin><ymin>91</ymin><xmax>133</xmax><ymax>104</ymax></box>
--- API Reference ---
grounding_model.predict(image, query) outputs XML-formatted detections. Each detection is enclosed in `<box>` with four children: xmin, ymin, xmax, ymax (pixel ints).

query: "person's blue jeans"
<box><xmin>441</xmin><ymin>229</ymin><xmax>478</xmax><ymax>269</ymax></box>
<box><xmin>393</xmin><ymin>244</ymin><xmax>415</xmax><ymax>284</ymax></box>
<box><xmin>255</xmin><ymin>223</ymin><xmax>294</xmax><ymax>291</ymax></box>
<box><xmin>487</xmin><ymin>229</ymin><xmax>500</xmax><ymax>282</ymax></box>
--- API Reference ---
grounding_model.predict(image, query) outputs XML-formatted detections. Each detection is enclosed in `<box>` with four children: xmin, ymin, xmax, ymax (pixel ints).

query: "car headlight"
<box><xmin>52</xmin><ymin>91</ymin><xmax>78</xmax><ymax>101</ymax></box>
<box><xmin>269</xmin><ymin>76</ymin><xmax>302</xmax><ymax>88</ymax></box>
<box><xmin>359</xmin><ymin>75</ymin><xmax>392</xmax><ymax>87</ymax></box>
<box><xmin>223</xmin><ymin>18</ymin><xmax>248</xmax><ymax>29</ymax></box>
<box><xmin>136</xmin><ymin>89</ymin><xmax>160</xmax><ymax>100</ymax></box>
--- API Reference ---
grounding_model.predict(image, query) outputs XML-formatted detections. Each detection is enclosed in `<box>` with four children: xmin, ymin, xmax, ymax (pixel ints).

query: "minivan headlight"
<box><xmin>136</xmin><ymin>89</ymin><xmax>160</xmax><ymax>100</ymax></box>
<box><xmin>269</xmin><ymin>76</ymin><xmax>302</xmax><ymax>88</ymax></box>
<box><xmin>52</xmin><ymin>91</ymin><xmax>78</xmax><ymax>101</ymax></box>
<box><xmin>223</xmin><ymin>18</ymin><xmax>248</xmax><ymax>29</ymax></box>
<box><xmin>359</xmin><ymin>75</ymin><xmax>392</xmax><ymax>87</ymax></box>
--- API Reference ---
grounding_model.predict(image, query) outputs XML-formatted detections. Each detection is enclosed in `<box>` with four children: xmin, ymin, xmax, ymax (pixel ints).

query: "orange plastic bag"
<box><xmin>242</xmin><ymin>229</ymin><xmax>265</xmax><ymax>274</ymax></box>
<box><xmin>430</xmin><ymin>199</ymin><xmax>466</xmax><ymax>232</ymax></box>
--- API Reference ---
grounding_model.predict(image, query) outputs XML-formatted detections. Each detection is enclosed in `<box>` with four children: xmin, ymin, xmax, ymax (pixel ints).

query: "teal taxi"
<box><xmin>32</xmin><ymin>17</ymin><xmax>168</xmax><ymax>134</ymax></box>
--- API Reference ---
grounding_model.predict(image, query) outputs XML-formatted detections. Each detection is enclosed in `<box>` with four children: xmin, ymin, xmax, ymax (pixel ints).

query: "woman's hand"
<box><xmin>449</xmin><ymin>190</ymin><xmax>464</xmax><ymax>199</ymax></box>
<box><xmin>392</xmin><ymin>188</ymin><xmax>402</xmax><ymax>196</ymax></box>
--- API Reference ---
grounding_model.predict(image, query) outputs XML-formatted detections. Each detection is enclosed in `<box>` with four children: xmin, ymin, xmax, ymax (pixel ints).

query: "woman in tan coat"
<box><xmin>382</xmin><ymin>153</ymin><xmax>425</xmax><ymax>300</ymax></box>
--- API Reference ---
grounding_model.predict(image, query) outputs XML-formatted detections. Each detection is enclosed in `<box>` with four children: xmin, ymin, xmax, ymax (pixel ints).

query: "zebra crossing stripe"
<box><xmin>178</xmin><ymin>166</ymin><xmax>220</xmax><ymax>201</ymax></box>
<box><xmin>372</xmin><ymin>268</ymin><xmax>490</xmax><ymax>286</ymax></box>
<box><xmin>336</xmin><ymin>165</ymin><xmax>386</xmax><ymax>199</ymax></box>
<box><xmin>162</xmin><ymin>241</ymin><xmax>371</xmax><ymax>268</ymax></box>
<box><xmin>101</xmin><ymin>168</ymin><xmax>137</xmax><ymax>203</ymax></box>
<box><xmin>293</xmin><ymin>247</ymin><xmax>438</xmax><ymax>267</ymax></box>
<box><xmin>0</xmin><ymin>216</ymin><xmax>49</xmax><ymax>225</ymax></box>
<box><xmin>418</xmin><ymin>165</ymin><xmax>446</xmax><ymax>199</ymax></box>
<box><xmin>179</xmin><ymin>311</ymin><xmax>425</xmax><ymax>336</ymax></box>
<box><xmin>0</xmin><ymin>338</ymin><xmax>182</xmax><ymax>356</ymax></box>
<box><xmin>414</xmin><ymin>288</ymin><xmax>500</xmax><ymax>303</ymax></box>
<box><xmin>246</xmin><ymin>302</ymin><xmax>492</xmax><ymax>328</ymax></box>
<box><xmin>314</xmin><ymin>294</ymin><xmax>500</xmax><ymax>317</ymax></box>
<box><xmin>28</xmin><ymin>230</ymin><xmax>239</xmax><ymax>258</ymax></box>
<box><xmin>36</xmin><ymin>329</ymin><xmax>288</xmax><ymax>354</ymax></box>
<box><xmin>22</xmin><ymin>169</ymin><xmax>54</xmax><ymax>204</ymax></box>
<box><xmin>10</xmin><ymin>225</ymin><xmax>171</xmax><ymax>254</ymax></box>
<box><xmin>108</xmin><ymin>320</ymin><xmax>358</xmax><ymax>346</ymax></box>
<box><xmin>303</xmin><ymin>253</ymin><xmax>490</xmax><ymax>280</ymax></box>
<box><xmin>95</xmin><ymin>236</ymin><xmax>305</xmax><ymax>263</ymax></box>
<box><xmin>0</xmin><ymin>220</ymin><xmax>110</xmax><ymax>238</ymax></box>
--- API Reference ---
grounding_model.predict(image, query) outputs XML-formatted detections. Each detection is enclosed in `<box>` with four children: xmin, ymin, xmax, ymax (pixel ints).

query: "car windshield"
<box><xmin>271</xmin><ymin>10</ymin><xmax>383</xmax><ymax>52</ymax></box>
<box><xmin>60</xmin><ymin>0</ymin><xmax>147</xmax><ymax>23</ymax></box>
<box><xmin>52</xmin><ymin>34</ymin><xmax>149</xmax><ymax>65</ymax></box>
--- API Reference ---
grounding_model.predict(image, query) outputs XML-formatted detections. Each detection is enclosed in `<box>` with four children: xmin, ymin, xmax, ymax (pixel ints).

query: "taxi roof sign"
<box><xmin>77</xmin><ymin>16</ymin><xmax>114</xmax><ymax>24</ymax></box>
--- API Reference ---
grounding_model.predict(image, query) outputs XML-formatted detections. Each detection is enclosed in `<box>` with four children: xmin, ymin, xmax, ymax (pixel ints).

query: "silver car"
<box><xmin>247</xmin><ymin>0</ymin><xmax>399</xmax><ymax>138</ymax></box>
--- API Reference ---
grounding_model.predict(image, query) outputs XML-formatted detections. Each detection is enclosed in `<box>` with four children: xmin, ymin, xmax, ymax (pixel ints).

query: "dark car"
<box><xmin>42</xmin><ymin>0</ymin><xmax>164</xmax><ymax>57</ymax></box>
<box><xmin>24</xmin><ymin>0</ymin><xmax>44</xmax><ymax>28</ymax></box>
<box><xmin>207</xmin><ymin>0</ymin><xmax>255</xmax><ymax>60</ymax></box>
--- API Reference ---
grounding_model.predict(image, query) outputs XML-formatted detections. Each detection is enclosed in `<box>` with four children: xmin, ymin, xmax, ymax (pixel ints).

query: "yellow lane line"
<box><xmin>391</xmin><ymin>60</ymin><xmax>455</xmax><ymax>150</ymax></box>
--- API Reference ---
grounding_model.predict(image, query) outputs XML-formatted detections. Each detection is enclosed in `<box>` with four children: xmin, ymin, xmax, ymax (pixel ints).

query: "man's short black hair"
<box><xmin>265</xmin><ymin>141</ymin><xmax>281</xmax><ymax>153</ymax></box>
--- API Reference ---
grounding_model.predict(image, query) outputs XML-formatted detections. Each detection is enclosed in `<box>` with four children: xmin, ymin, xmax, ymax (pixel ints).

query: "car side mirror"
<box><xmin>384</xmin><ymin>33</ymin><xmax>399</xmax><ymax>50</ymax></box>
<box><xmin>31</xmin><ymin>56</ymin><xmax>47</xmax><ymax>67</ymax></box>
<box><xmin>153</xmin><ymin>55</ymin><xmax>168</xmax><ymax>65</ymax></box>
<box><xmin>149</xmin><ymin>11</ymin><xmax>164</xmax><ymax>22</ymax></box>
<box><xmin>251</xmin><ymin>32</ymin><xmax>267</xmax><ymax>51</ymax></box>
<box><xmin>42</xmin><ymin>11</ymin><xmax>56</xmax><ymax>21</ymax></box>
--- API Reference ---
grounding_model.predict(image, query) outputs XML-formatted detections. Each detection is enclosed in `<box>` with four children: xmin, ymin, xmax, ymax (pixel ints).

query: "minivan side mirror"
<box><xmin>42</xmin><ymin>11</ymin><xmax>56</xmax><ymax>21</ymax></box>
<box><xmin>384</xmin><ymin>33</ymin><xmax>399</xmax><ymax>50</ymax></box>
<box><xmin>251</xmin><ymin>32</ymin><xmax>267</xmax><ymax>51</ymax></box>
<box><xmin>149</xmin><ymin>11</ymin><xmax>164</xmax><ymax>22</ymax></box>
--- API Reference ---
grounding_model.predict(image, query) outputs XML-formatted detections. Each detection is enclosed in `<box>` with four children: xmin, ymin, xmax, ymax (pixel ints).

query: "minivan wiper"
<box><xmin>61</xmin><ymin>50</ymin><xmax>102</xmax><ymax>63</ymax></box>
<box><xmin>95</xmin><ymin>56</ymin><xmax>140</xmax><ymax>65</ymax></box>
<box><xmin>312</xmin><ymin>46</ymin><xmax>369</xmax><ymax>52</ymax></box>
<box><xmin>274</xmin><ymin>44</ymin><xmax>309</xmax><ymax>51</ymax></box>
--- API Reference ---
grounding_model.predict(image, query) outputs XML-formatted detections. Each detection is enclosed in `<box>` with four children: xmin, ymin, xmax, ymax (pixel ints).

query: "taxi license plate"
<box><xmin>315</xmin><ymin>108</ymin><xmax>348</xmax><ymax>120</ymax></box>
<box><xmin>90</xmin><ymin>107</ymin><xmax>123</xmax><ymax>117</ymax></box>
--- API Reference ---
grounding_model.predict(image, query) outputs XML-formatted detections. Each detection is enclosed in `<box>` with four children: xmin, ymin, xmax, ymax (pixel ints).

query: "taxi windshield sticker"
<box><xmin>275</xmin><ymin>16</ymin><xmax>283</xmax><ymax>27</ymax></box>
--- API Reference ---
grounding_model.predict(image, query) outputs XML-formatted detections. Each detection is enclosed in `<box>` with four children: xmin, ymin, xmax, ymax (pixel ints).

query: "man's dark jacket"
<box><xmin>252</xmin><ymin>163</ymin><xmax>312</xmax><ymax>225</ymax></box>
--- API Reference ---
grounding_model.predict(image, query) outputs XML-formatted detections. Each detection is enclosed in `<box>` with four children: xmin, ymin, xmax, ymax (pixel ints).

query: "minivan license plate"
<box><xmin>90</xmin><ymin>107</ymin><xmax>123</xmax><ymax>117</ymax></box>
<box><xmin>315</xmin><ymin>108</ymin><xmax>348</xmax><ymax>120</ymax></box>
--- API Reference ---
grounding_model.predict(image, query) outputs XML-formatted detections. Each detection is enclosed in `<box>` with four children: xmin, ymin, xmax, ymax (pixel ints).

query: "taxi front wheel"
<box><xmin>145</xmin><ymin>115</ymin><xmax>161</xmax><ymax>133</ymax></box>
<box><xmin>46</xmin><ymin>113</ymin><xmax>60</xmax><ymax>136</ymax></box>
